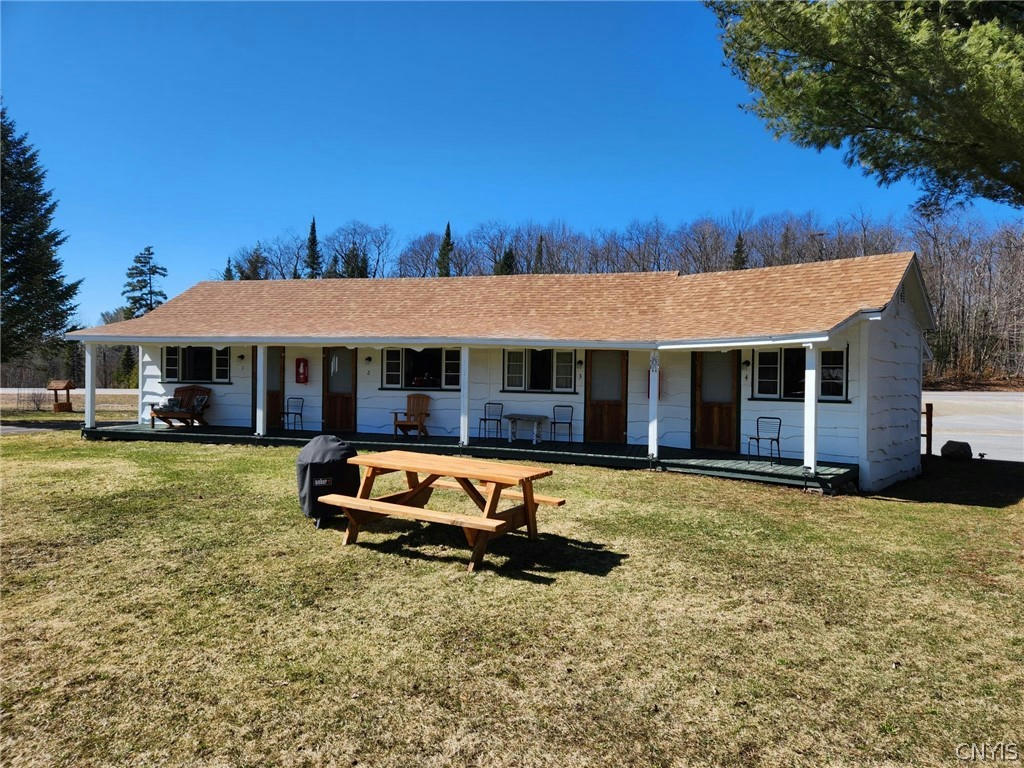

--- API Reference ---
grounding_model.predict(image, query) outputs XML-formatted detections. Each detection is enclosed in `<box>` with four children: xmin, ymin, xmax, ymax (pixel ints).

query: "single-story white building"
<box><xmin>69</xmin><ymin>251</ymin><xmax>934</xmax><ymax>491</ymax></box>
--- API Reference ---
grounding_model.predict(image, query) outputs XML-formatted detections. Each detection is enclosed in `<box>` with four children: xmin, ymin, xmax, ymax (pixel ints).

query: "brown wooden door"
<box><xmin>266</xmin><ymin>346</ymin><xmax>286</xmax><ymax>429</ymax></box>
<box><xmin>693</xmin><ymin>351</ymin><xmax>739</xmax><ymax>452</ymax></box>
<box><xmin>323</xmin><ymin>347</ymin><xmax>357</xmax><ymax>432</ymax></box>
<box><xmin>585</xmin><ymin>350</ymin><xmax>628</xmax><ymax>443</ymax></box>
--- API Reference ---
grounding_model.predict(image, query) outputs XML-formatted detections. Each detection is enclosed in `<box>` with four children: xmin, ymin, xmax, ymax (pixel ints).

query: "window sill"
<box><xmin>160</xmin><ymin>380</ymin><xmax>233</xmax><ymax>385</ymax></box>
<box><xmin>379</xmin><ymin>386</ymin><xmax>460</xmax><ymax>392</ymax></box>
<box><xmin>748</xmin><ymin>397</ymin><xmax>851</xmax><ymax>404</ymax></box>
<box><xmin>500</xmin><ymin>389</ymin><xmax>578</xmax><ymax>395</ymax></box>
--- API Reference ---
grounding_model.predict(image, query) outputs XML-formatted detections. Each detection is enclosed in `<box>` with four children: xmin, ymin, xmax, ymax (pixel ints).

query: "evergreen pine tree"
<box><xmin>437</xmin><ymin>222</ymin><xmax>453</xmax><ymax>277</ymax></box>
<box><xmin>116</xmin><ymin>347</ymin><xmax>137</xmax><ymax>388</ymax></box>
<box><xmin>342</xmin><ymin>242</ymin><xmax>369</xmax><ymax>278</ymax></box>
<box><xmin>730</xmin><ymin>233</ymin><xmax>748</xmax><ymax>270</ymax></box>
<box><xmin>222</xmin><ymin>258</ymin><xmax>235</xmax><ymax>280</ymax></box>
<box><xmin>122</xmin><ymin>246</ymin><xmax>168</xmax><ymax>317</ymax></box>
<box><xmin>495</xmin><ymin>247</ymin><xmax>517</xmax><ymax>275</ymax></box>
<box><xmin>234</xmin><ymin>243</ymin><xmax>268</xmax><ymax>280</ymax></box>
<box><xmin>324</xmin><ymin>252</ymin><xmax>341</xmax><ymax>278</ymax></box>
<box><xmin>304</xmin><ymin>217</ymin><xmax>322</xmax><ymax>278</ymax></box>
<box><xmin>533</xmin><ymin>235</ymin><xmax>545</xmax><ymax>273</ymax></box>
<box><xmin>1</xmin><ymin>108</ymin><xmax>81</xmax><ymax>362</ymax></box>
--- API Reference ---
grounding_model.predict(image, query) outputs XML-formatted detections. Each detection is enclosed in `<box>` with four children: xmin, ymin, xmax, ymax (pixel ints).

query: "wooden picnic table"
<box><xmin>317</xmin><ymin>450</ymin><xmax>564</xmax><ymax>572</ymax></box>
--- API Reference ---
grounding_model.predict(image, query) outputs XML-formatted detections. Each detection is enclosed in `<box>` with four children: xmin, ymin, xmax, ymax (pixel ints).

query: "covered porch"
<box><xmin>80</xmin><ymin>422</ymin><xmax>858</xmax><ymax>493</ymax></box>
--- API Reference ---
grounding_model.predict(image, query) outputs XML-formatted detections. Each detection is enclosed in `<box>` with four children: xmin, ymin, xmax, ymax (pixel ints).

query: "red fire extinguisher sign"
<box><xmin>295</xmin><ymin>358</ymin><xmax>309</xmax><ymax>384</ymax></box>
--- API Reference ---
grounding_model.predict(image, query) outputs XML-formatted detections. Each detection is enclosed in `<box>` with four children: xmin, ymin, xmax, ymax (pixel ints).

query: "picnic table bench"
<box><xmin>318</xmin><ymin>450</ymin><xmax>564</xmax><ymax>572</ymax></box>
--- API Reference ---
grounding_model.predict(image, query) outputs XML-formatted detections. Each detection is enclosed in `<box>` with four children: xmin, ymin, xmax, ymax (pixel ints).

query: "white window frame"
<box><xmin>381</xmin><ymin>347</ymin><xmax>460</xmax><ymax>390</ymax></box>
<box><xmin>819</xmin><ymin>348</ymin><xmax>847</xmax><ymax>401</ymax></box>
<box><xmin>162</xmin><ymin>345</ymin><xmax>230</xmax><ymax>383</ymax></box>
<box><xmin>442</xmin><ymin>348</ymin><xmax>461</xmax><ymax>389</ymax></box>
<box><xmin>382</xmin><ymin>348</ymin><xmax>403</xmax><ymax>388</ymax></box>
<box><xmin>504</xmin><ymin>349</ymin><xmax>526</xmax><ymax>390</ymax></box>
<box><xmin>754</xmin><ymin>349</ymin><xmax>779</xmax><ymax>397</ymax></box>
<box><xmin>754</xmin><ymin>346</ymin><xmax>847</xmax><ymax>401</ymax></box>
<box><xmin>503</xmin><ymin>348</ymin><xmax>575</xmax><ymax>392</ymax></box>
<box><xmin>553</xmin><ymin>350</ymin><xmax>575</xmax><ymax>392</ymax></box>
<box><xmin>163</xmin><ymin>346</ymin><xmax>179</xmax><ymax>381</ymax></box>
<box><xmin>214</xmin><ymin>348</ymin><xmax>231</xmax><ymax>381</ymax></box>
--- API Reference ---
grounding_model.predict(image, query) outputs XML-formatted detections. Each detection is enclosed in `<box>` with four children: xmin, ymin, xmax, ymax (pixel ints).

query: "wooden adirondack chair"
<box><xmin>151</xmin><ymin>385</ymin><xmax>212</xmax><ymax>428</ymax></box>
<box><xmin>393</xmin><ymin>394</ymin><xmax>431</xmax><ymax>438</ymax></box>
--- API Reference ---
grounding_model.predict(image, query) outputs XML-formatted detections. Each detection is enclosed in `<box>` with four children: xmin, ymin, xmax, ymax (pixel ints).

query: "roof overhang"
<box><xmin>69</xmin><ymin>330</ymin><xmax>845</xmax><ymax>351</ymax></box>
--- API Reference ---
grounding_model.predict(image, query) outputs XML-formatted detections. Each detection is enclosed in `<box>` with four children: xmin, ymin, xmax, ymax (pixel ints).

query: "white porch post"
<box><xmin>648</xmin><ymin>350</ymin><xmax>660</xmax><ymax>459</ymax></box>
<box><xmin>459</xmin><ymin>346</ymin><xmax>470</xmax><ymax>445</ymax></box>
<box><xmin>803</xmin><ymin>343</ymin><xmax>817</xmax><ymax>473</ymax></box>
<box><xmin>255</xmin><ymin>344</ymin><xmax>268</xmax><ymax>436</ymax></box>
<box><xmin>84</xmin><ymin>342</ymin><xmax>97</xmax><ymax>428</ymax></box>
<box><xmin>137</xmin><ymin>345</ymin><xmax>145</xmax><ymax>423</ymax></box>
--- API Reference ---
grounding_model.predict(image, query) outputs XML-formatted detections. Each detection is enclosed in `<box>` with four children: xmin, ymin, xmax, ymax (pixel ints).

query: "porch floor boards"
<box><xmin>80</xmin><ymin>423</ymin><xmax>858</xmax><ymax>493</ymax></box>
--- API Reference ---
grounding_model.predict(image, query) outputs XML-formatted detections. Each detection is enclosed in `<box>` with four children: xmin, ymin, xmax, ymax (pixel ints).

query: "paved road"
<box><xmin>923</xmin><ymin>391</ymin><xmax>1024</xmax><ymax>462</ymax></box>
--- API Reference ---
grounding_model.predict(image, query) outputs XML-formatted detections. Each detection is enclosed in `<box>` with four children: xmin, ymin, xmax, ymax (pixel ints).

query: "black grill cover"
<box><xmin>296</xmin><ymin>435</ymin><xmax>360</xmax><ymax>524</ymax></box>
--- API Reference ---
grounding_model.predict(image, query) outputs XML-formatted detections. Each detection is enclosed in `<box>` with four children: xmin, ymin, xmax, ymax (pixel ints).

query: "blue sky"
<box><xmin>2</xmin><ymin>1</ymin><xmax>1018</xmax><ymax>326</ymax></box>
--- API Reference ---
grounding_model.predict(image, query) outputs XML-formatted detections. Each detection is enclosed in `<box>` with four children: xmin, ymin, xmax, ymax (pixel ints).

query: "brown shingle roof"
<box><xmin>69</xmin><ymin>251</ymin><xmax>921</xmax><ymax>346</ymax></box>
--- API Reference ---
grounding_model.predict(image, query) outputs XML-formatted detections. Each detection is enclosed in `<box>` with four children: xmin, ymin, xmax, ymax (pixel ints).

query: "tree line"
<box><xmin>229</xmin><ymin>208</ymin><xmax>1023</xmax><ymax>383</ymax></box>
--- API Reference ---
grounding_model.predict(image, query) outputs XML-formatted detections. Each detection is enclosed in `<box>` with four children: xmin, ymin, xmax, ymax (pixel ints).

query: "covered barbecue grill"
<box><xmin>296</xmin><ymin>435</ymin><xmax>360</xmax><ymax>528</ymax></box>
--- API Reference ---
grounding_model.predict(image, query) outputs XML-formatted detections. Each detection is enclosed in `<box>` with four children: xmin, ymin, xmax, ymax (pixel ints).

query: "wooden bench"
<box><xmin>319</xmin><ymin>450</ymin><xmax>560</xmax><ymax>572</ymax></box>
<box><xmin>151</xmin><ymin>385</ymin><xmax>212</xmax><ymax>428</ymax></box>
<box><xmin>319</xmin><ymin>494</ymin><xmax>511</xmax><ymax>533</ymax></box>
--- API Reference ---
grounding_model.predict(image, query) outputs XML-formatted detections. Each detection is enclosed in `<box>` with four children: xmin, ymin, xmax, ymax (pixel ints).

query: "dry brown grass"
<box><xmin>0</xmin><ymin>392</ymin><xmax>137</xmax><ymax>423</ymax></box>
<box><xmin>1</xmin><ymin>432</ymin><xmax>1021</xmax><ymax>767</ymax></box>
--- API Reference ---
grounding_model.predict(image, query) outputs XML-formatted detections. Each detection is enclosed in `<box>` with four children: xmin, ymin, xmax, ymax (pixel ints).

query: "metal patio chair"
<box><xmin>283</xmin><ymin>396</ymin><xmax>304</xmax><ymax>430</ymax></box>
<box><xmin>747</xmin><ymin>416</ymin><xmax>781</xmax><ymax>464</ymax></box>
<box><xmin>550</xmin><ymin>404</ymin><xmax>574</xmax><ymax>442</ymax></box>
<box><xmin>479</xmin><ymin>402</ymin><xmax>503</xmax><ymax>438</ymax></box>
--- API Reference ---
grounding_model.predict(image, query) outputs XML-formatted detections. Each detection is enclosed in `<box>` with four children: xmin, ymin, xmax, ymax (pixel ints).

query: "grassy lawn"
<box><xmin>1</xmin><ymin>432</ymin><xmax>1021</xmax><ymax>767</ymax></box>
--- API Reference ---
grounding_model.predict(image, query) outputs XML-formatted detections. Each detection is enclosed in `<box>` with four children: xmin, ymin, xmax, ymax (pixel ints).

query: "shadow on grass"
<box><xmin>873</xmin><ymin>455</ymin><xmax>1024</xmax><ymax>508</ymax></box>
<box><xmin>318</xmin><ymin>517</ymin><xmax>627</xmax><ymax>584</ymax></box>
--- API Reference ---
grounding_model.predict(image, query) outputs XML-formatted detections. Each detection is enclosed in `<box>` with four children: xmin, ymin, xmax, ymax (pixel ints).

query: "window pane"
<box><xmin>756</xmin><ymin>350</ymin><xmax>778</xmax><ymax>396</ymax></box>
<box><xmin>590</xmin><ymin>351</ymin><xmax>622</xmax><ymax>400</ymax></box>
<box><xmin>404</xmin><ymin>348</ymin><xmax>441</xmax><ymax>388</ymax></box>
<box><xmin>554</xmin><ymin>351</ymin><xmax>574</xmax><ymax>390</ymax></box>
<box><xmin>329</xmin><ymin>349</ymin><xmax>354</xmax><ymax>393</ymax></box>
<box><xmin>528</xmin><ymin>349</ymin><xmax>553</xmax><ymax>391</ymax></box>
<box><xmin>184</xmin><ymin>347</ymin><xmax>213</xmax><ymax>382</ymax></box>
<box><xmin>443</xmin><ymin>349</ymin><xmax>461</xmax><ymax>388</ymax></box>
<box><xmin>384</xmin><ymin>349</ymin><xmax>402</xmax><ymax>387</ymax></box>
<box><xmin>820</xmin><ymin>350</ymin><xmax>845</xmax><ymax>398</ymax></box>
<box><xmin>782</xmin><ymin>347</ymin><xmax>806</xmax><ymax>398</ymax></box>
<box><xmin>214</xmin><ymin>348</ymin><xmax>231</xmax><ymax>380</ymax></box>
<box><xmin>164</xmin><ymin>347</ymin><xmax>179</xmax><ymax>380</ymax></box>
<box><xmin>505</xmin><ymin>350</ymin><xmax>524</xmax><ymax>389</ymax></box>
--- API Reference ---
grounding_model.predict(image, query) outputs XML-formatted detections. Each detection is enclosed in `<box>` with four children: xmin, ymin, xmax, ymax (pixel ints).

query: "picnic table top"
<box><xmin>502</xmin><ymin>413</ymin><xmax>549</xmax><ymax>421</ymax></box>
<box><xmin>348</xmin><ymin>450</ymin><xmax>552</xmax><ymax>484</ymax></box>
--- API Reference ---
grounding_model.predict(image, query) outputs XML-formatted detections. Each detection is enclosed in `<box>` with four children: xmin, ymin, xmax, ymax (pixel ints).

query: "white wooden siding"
<box><xmin>738</xmin><ymin>326</ymin><xmax>862</xmax><ymax>465</ymax></box>
<box><xmin>626</xmin><ymin>350</ymin><xmax>691</xmax><ymax>449</ymax></box>
<box><xmin>139</xmin><ymin>344</ymin><xmax>254</xmax><ymax>428</ymax></box>
<box><xmin>861</xmin><ymin>297</ymin><xmax>923</xmax><ymax>490</ymax></box>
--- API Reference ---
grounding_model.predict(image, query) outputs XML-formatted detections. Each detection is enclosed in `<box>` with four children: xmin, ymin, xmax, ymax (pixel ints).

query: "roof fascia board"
<box><xmin>65</xmin><ymin>334</ymin><xmax>657</xmax><ymax>350</ymax></box>
<box><xmin>656</xmin><ymin>333</ymin><xmax>830</xmax><ymax>351</ymax></box>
